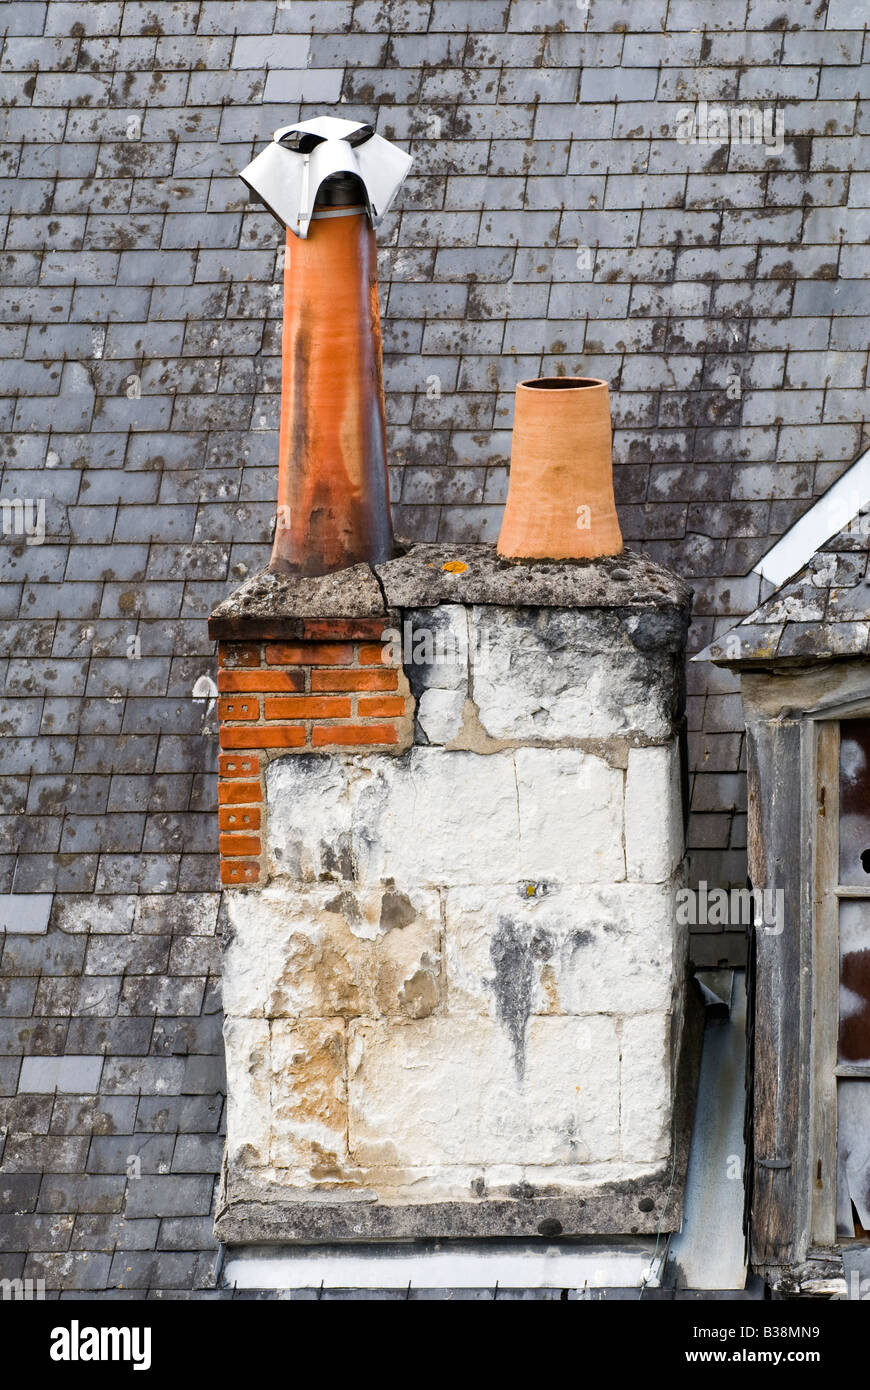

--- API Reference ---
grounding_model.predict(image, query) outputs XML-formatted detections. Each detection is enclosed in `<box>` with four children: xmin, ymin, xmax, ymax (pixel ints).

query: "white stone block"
<box><xmin>348</xmin><ymin>1014</ymin><xmax>619</xmax><ymax>1168</ymax></box>
<box><xmin>416</xmin><ymin>686</ymin><xmax>466</xmax><ymax>744</ymax></box>
<box><xmin>624</xmin><ymin>743</ymin><xmax>684</xmax><ymax>882</ymax></box>
<box><xmin>223</xmin><ymin>1017</ymin><xmax>271</xmax><ymax>1171</ymax></box>
<box><xmin>514</xmin><ymin>745</ymin><xmax>625</xmax><ymax>883</ymax></box>
<box><xmin>620</xmin><ymin>1012</ymin><xmax>673</xmax><ymax>1164</ymax></box>
<box><xmin>367</xmin><ymin>749</ymin><xmax>522</xmax><ymax>885</ymax></box>
<box><xmin>267</xmin><ymin>755</ymin><xmax>361</xmax><ymax>884</ymax></box>
<box><xmin>270</xmin><ymin>1018</ymin><xmax>348</xmax><ymax>1171</ymax></box>
<box><xmin>223</xmin><ymin>883</ymin><xmax>442</xmax><ymax>1021</ymax></box>
<box><xmin>446</xmin><ymin>882</ymin><xmax>675</xmax><ymax>1018</ymax></box>
<box><xmin>268</xmin><ymin>745</ymin><xmax>624</xmax><ymax>888</ymax></box>
<box><xmin>470</xmin><ymin>605</ymin><xmax>675</xmax><ymax>742</ymax></box>
<box><xmin>405</xmin><ymin>605</ymin><xmax>468</xmax><ymax>690</ymax></box>
<box><xmin>268</xmin><ymin>748</ymin><xmax>522</xmax><ymax>887</ymax></box>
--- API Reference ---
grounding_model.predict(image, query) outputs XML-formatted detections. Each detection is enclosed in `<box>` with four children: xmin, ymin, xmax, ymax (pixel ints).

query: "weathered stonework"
<box><xmin>214</xmin><ymin>544</ymin><xmax>691</xmax><ymax>1241</ymax></box>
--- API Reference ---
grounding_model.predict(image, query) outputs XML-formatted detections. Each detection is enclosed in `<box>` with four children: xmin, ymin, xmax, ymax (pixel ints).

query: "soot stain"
<box><xmin>488</xmin><ymin>917</ymin><xmax>594</xmax><ymax>1079</ymax></box>
<box><xmin>489</xmin><ymin>915</ymin><xmax>536</xmax><ymax>1082</ymax></box>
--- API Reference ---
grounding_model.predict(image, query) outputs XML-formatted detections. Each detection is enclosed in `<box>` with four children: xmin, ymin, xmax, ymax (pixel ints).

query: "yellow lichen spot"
<box><xmin>442</xmin><ymin>560</ymin><xmax>468</xmax><ymax>573</ymax></box>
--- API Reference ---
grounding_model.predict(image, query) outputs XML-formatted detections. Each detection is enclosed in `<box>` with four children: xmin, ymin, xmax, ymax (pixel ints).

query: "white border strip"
<box><xmin>223</xmin><ymin>1242</ymin><xmax>663</xmax><ymax>1291</ymax></box>
<box><xmin>754</xmin><ymin>445</ymin><xmax>870</xmax><ymax>588</ymax></box>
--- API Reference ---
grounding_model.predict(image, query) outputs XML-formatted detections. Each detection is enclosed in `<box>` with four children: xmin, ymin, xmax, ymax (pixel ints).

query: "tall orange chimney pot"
<box><xmin>239</xmin><ymin>119</ymin><xmax>412</xmax><ymax>577</ymax></box>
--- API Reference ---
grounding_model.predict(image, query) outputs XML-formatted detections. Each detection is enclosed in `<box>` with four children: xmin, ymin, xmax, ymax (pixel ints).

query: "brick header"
<box><xmin>216</xmin><ymin>620</ymin><xmax>414</xmax><ymax>886</ymax></box>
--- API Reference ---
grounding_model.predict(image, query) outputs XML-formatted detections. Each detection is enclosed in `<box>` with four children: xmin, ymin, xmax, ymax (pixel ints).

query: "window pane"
<box><xmin>839</xmin><ymin>899</ymin><xmax>870</xmax><ymax>1066</ymax></box>
<box><xmin>837</xmin><ymin>1079</ymin><xmax>870</xmax><ymax>1237</ymax></box>
<box><xmin>839</xmin><ymin>719</ymin><xmax>870</xmax><ymax>885</ymax></box>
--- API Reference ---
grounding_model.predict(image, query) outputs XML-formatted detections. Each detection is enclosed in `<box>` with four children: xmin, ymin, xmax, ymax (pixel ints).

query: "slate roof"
<box><xmin>699</xmin><ymin>512</ymin><xmax>870</xmax><ymax>667</ymax></box>
<box><xmin>1</xmin><ymin>0</ymin><xmax>868</xmax><ymax>1304</ymax></box>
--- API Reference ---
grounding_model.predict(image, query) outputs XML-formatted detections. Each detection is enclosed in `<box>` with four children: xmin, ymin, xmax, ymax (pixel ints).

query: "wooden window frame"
<box><xmin>742</xmin><ymin>671</ymin><xmax>870</xmax><ymax>1276</ymax></box>
<box><xmin>811</xmin><ymin>717</ymin><xmax>870</xmax><ymax>1246</ymax></box>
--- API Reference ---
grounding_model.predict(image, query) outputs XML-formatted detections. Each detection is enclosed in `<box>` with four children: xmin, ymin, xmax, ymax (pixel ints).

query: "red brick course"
<box><xmin>215</xmin><ymin>630</ymin><xmax>412</xmax><ymax>885</ymax></box>
<box><xmin>311</xmin><ymin>668</ymin><xmax>398</xmax><ymax>692</ymax></box>
<box><xmin>218</xmin><ymin>753</ymin><xmax>260</xmax><ymax>778</ymax></box>
<box><xmin>220</xmin><ymin>726</ymin><xmax>307</xmax><ymax>749</ymax></box>
<box><xmin>218</xmin><ymin>806</ymin><xmax>261</xmax><ymax>831</ymax></box>
<box><xmin>220</xmin><ymin>861</ymin><xmax>260</xmax><ymax>886</ymax></box>
<box><xmin>218</xmin><ymin>669</ymin><xmax>305</xmax><ymax>693</ymax></box>
<box><xmin>262</xmin><ymin>696</ymin><xmax>352</xmax><ymax>720</ymax></box>
<box><xmin>265</xmin><ymin>642</ymin><xmax>352</xmax><ymax>666</ymax></box>
<box><xmin>312</xmin><ymin>722</ymin><xmax>398</xmax><ymax>747</ymax></box>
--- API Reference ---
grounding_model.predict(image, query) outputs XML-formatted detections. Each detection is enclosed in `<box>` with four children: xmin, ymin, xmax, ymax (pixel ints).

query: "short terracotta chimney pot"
<box><xmin>497</xmin><ymin>377</ymin><xmax>623</xmax><ymax>563</ymax></box>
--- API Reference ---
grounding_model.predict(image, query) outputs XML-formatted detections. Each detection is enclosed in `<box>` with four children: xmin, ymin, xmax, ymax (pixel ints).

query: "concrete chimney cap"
<box><xmin>239</xmin><ymin>116</ymin><xmax>413</xmax><ymax>240</ymax></box>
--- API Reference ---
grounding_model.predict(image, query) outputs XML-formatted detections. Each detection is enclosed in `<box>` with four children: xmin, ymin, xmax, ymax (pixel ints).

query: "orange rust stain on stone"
<box><xmin>540</xmin><ymin>963</ymin><xmax>561</xmax><ymax>1013</ymax></box>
